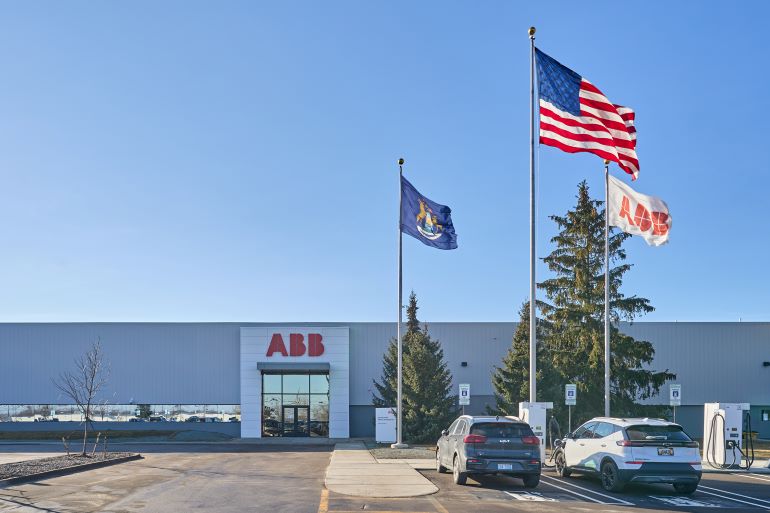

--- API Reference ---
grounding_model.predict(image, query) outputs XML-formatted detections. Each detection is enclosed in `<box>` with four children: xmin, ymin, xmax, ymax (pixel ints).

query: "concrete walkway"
<box><xmin>324</xmin><ymin>442</ymin><xmax>438</xmax><ymax>498</ymax></box>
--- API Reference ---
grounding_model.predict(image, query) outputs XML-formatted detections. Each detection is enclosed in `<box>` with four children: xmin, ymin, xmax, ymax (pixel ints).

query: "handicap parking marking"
<box><xmin>505</xmin><ymin>491</ymin><xmax>558</xmax><ymax>502</ymax></box>
<box><xmin>649</xmin><ymin>495</ymin><xmax>721</xmax><ymax>507</ymax></box>
<box><xmin>540</xmin><ymin>476</ymin><xmax>635</xmax><ymax>506</ymax></box>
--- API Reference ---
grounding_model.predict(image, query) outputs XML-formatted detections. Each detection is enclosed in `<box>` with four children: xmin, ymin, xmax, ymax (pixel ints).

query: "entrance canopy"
<box><xmin>257</xmin><ymin>362</ymin><xmax>330</xmax><ymax>372</ymax></box>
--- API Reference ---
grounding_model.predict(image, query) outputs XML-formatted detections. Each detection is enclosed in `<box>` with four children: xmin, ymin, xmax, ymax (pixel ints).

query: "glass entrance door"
<box><xmin>282</xmin><ymin>405</ymin><xmax>310</xmax><ymax>437</ymax></box>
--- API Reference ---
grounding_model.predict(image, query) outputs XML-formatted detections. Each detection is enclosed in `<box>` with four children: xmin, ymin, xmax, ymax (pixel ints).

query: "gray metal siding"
<box><xmin>0</xmin><ymin>321</ymin><xmax>768</xmax><ymax>413</ymax></box>
<box><xmin>620</xmin><ymin>322</ymin><xmax>770</xmax><ymax>405</ymax></box>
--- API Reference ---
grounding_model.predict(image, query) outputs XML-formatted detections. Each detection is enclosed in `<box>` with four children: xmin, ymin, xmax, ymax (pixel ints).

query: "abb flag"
<box><xmin>608</xmin><ymin>175</ymin><xmax>671</xmax><ymax>246</ymax></box>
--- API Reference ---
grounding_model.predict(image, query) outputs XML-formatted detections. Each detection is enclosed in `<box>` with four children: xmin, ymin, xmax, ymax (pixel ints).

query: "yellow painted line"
<box><xmin>428</xmin><ymin>496</ymin><xmax>450</xmax><ymax>513</ymax></box>
<box><xmin>317</xmin><ymin>487</ymin><xmax>329</xmax><ymax>513</ymax></box>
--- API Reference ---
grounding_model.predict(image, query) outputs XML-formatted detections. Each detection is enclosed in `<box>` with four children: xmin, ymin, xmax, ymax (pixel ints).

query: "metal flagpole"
<box><xmin>392</xmin><ymin>157</ymin><xmax>407</xmax><ymax>449</ymax></box>
<box><xmin>604</xmin><ymin>159</ymin><xmax>611</xmax><ymax>417</ymax></box>
<box><xmin>528</xmin><ymin>26</ymin><xmax>537</xmax><ymax>403</ymax></box>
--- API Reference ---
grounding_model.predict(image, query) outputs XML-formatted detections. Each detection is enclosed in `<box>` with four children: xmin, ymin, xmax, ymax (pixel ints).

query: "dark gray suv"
<box><xmin>436</xmin><ymin>415</ymin><xmax>541</xmax><ymax>487</ymax></box>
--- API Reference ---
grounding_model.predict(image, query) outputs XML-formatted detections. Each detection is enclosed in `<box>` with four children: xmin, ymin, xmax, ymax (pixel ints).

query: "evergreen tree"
<box><xmin>373</xmin><ymin>292</ymin><xmax>457</xmax><ymax>443</ymax></box>
<box><xmin>489</xmin><ymin>302</ymin><xmax>552</xmax><ymax>415</ymax></box>
<box><xmin>539</xmin><ymin>181</ymin><xmax>674</xmax><ymax>424</ymax></box>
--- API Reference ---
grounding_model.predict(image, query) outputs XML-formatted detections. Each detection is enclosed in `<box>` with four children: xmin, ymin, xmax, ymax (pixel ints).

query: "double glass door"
<box><xmin>282</xmin><ymin>405</ymin><xmax>310</xmax><ymax>437</ymax></box>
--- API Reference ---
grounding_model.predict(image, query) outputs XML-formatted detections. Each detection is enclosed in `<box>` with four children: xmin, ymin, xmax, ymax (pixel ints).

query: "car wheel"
<box><xmin>673</xmin><ymin>482</ymin><xmax>698</xmax><ymax>494</ymax></box>
<box><xmin>522</xmin><ymin>474</ymin><xmax>540</xmax><ymax>488</ymax></box>
<box><xmin>600</xmin><ymin>460</ymin><xmax>625</xmax><ymax>492</ymax></box>
<box><xmin>436</xmin><ymin>449</ymin><xmax>447</xmax><ymax>473</ymax></box>
<box><xmin>555</xmin><ymin>451</ymin><xmax>571</xmax><ymax>477</ymax></box>
<box><xmin>452</xmin><ymin>455</ymin><xmax>467</xmax><ymax>485</ymax></box>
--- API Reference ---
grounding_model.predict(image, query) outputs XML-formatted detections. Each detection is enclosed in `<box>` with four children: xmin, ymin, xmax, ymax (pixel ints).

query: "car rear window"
<box><xmin>625</xmin><ymin>425</ymin><xmax>692</xmax><ymax>442</ymax></box>
<box><xmin>470</xmin><ymin>423</ymin><xmax>533</xmax><ymax>438</ymax></box>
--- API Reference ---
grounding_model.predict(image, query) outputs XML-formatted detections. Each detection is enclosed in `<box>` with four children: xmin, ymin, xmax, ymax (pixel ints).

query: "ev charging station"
<box><xmin>703</xmin><ymin>402</ymin><xmax>754</xmax><ymax>468</ymax></box>
<box><xmin>518</xmin><ymin>401</ymin><xmax>553</xmax><ymax>461</ymax></box>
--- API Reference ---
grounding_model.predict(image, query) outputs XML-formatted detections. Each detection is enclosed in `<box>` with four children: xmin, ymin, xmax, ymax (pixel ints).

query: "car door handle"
<box><xmin>601</xmin><ymin>444</ymin><xmax>607</xmax><ymax>448</ymax></box>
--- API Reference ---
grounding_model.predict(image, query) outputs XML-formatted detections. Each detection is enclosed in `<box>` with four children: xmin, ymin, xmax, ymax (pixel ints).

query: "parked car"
<box><xmin>204</xmin><ymin>417</ymin><xmax>221</xmax><ymax>423</ymax></box>
<box><xmin>128</xmin><ymin>417</ymin><xmax>146</xmax><ymax>422</ymax></box>
<box><xmin>185</xmin><ymin>416</ymin><xmax>201</xmax><ymax>423</ymax></box>
<box><xmin>149</xmin><ymin>415</ymin><xmax>167</xmax><ymax>422</ymax></box>
<box><xmin>436</xmin><ymin>415</ymin><xmax>541</xmax><ymax>487</ymax></box>
<box><xmin>228</xmin><ymin>416</ymin><xmax>240</xmax><ymax>422</ymax></box>
<box><xmin>553</xmin><ymin>417</ymin><xmax>701</xmax><ymax>494</ymax></box>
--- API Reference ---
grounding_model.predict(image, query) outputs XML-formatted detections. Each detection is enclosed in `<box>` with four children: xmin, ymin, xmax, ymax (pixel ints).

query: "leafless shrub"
<box><xmin>53</xmin><ymin>339</ymin><xmax>109</xmax><ymax>456</ymax></box>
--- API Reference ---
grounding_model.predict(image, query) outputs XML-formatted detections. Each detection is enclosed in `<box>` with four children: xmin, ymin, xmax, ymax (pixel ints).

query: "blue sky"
<box><xmin>0</xmin><ymin>1</ymin><xmax>766</xmax><ymax>322</ymax></box>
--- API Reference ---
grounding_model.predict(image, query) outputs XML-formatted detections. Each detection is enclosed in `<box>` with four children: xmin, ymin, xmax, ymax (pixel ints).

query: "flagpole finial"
<box><xmin>528</xmin><ymin>26</ymin><xmax>536</xmax><ymax>38</ymax></box>
<box><xmin>397</xmin><ymin>158</ymin><xmax>405</xmax><ymax>166</ymax></box>
<box><xmin>604</xmin><ymin>159</ymin><xmax>610</xmax><ymax>166</ymax></box>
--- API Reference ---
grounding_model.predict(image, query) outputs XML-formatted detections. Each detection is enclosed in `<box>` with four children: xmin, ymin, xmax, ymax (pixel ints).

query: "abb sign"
<box><xmin>266</xmin><ymin>333</ymin><xmax>325</xmax><ymax>357</ymax></box>
<box><xmin>618</xmin><ymin>195</ymin><xmax>669</xmax><ymax>236</ymax></box>
<box><xmin>607</xmin><ymin>175</ymin><xmax>671</xmax><ymax>246</ymax></box>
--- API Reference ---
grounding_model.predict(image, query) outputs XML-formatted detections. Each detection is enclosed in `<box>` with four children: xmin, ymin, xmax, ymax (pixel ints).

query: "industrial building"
<box><xmin>0</xmin><ymin>322</ymin><xmax>767</xmax><ymax>439</ymax></box>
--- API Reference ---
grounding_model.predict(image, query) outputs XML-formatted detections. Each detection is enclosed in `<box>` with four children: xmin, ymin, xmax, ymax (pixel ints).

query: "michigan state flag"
<box><xmin>400</xmin><ymin>176</ymin><xmax>458</xmax><ymax>250</ymax></box>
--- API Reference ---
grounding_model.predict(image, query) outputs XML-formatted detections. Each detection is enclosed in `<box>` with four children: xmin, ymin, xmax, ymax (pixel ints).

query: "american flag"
<box><xmin>535</xmin><ymin>48</ymin><xmax>638</xmax><ymax>180</ymax></box>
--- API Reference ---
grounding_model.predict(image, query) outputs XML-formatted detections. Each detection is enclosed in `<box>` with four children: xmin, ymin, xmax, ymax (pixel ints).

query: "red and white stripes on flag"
<box><xmin>539</xmin><ymin>80</ymin><xmax>639</xmax><ymax>180</ymax></box>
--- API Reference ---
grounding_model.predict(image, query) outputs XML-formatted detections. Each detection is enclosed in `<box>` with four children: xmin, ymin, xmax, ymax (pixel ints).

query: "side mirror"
<box><xmin>441</xmin><ymin>429</ymin><xmax>449</xmax><ymax>437</ymax></box>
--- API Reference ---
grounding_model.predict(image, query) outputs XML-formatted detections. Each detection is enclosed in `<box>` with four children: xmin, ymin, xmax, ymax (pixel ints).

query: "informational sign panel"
<box><xmin>459</xmin><ymin>384</ymin><xmax>470</xmax><ymax>405</ymax></box>
<box><xmin>375</xmin><ymin>407</ymin><xmax>397</xmax><ymax>443</ymax></box>
<box><xmin>669</xmin><ymin>384</ymin><xmax>681</xmax><ymax>406</ymax></box>
<box><xmin>565</xmin><ymin>384</ymin><xmax>577</xmax><ymax>406</ymax></box>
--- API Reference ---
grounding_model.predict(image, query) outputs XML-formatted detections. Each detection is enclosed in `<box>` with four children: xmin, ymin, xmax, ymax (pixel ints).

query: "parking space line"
<box><xmin>318</xmin><ymin>488</ymin><xmax>329</xmax><ymax>513</ymax></box>
<box><xmin>698</xmin><ymin>489</ymin><xmax>770</xmax><ymax>510</ymax></box>
<box><xmin>739</xmin><ymin>474</ymin><xmax>770</xmax><ymax>483</ymax></box>
<box><xmin>699</xmin><ymin>485</ymin><xmax>770</xmax><ymax>506</ymax></box>
<box><xmin>539</xmin><ymin>479</ymin><xmax>606</xmax><ymax>504</ymax></box>
<box><xmin>540</xmin><ymin>476</ymin><xmax>635</xmax><ymax>506</ymax></box>
<box><xmin>428</xmin><ymin>496</ymin><xmax>450</xmax><ymax>513</ymax></box>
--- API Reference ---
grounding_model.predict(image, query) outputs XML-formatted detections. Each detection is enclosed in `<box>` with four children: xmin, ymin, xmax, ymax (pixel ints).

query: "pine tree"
<box><xmin>373</xmin><ymin>292</ymin><xmax>457</xmax><ymax>443</ymax></box>
<box><xmin>489</xmin><ymin>302</ymin><xmax>552</xmax><ymax>415</ymax></box>
<box><xmin>539</xmin><ymin>181</ymin><xmax>674</xmax><ymax>423</ymax></box>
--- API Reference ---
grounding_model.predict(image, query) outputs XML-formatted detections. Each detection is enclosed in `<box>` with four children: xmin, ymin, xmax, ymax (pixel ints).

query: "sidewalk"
<box><xmin>701</xmin><ymin>458</ymin><xmax>770</xmax><ymax>474</ymax></box>
<box><xmin>324</xmin><ymin>442</ymin><xmax>438</xmax><ymax>498</ymax></box>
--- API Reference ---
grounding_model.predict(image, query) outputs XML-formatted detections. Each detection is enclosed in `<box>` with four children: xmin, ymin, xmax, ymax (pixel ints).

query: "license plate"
<box><xmin>658</xmin><ymin>447</ymin><xmax>674</xmax><ymax>456</ymax></box>
<box><xmin>498</xmin><ymin>463</ymin><xmax>513</xmax><ymax>470</ymax></box>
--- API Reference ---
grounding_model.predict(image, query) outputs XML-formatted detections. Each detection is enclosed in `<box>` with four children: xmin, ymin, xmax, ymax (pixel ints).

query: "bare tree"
<box><xmin>53</xmin><ymin>339</ymin><xmax>109</xmax><ymax>456</ymax></box>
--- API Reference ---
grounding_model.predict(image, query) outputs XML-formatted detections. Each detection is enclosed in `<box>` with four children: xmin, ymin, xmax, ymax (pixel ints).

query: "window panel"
<box><xmin>263</xmin><ymin>374</ymin><xmax>282</xmax><ymax>393</ymax></box>
<box><xmin>310</xmin><ymin>374</ymin><xmax>329</xmax><ymax>394</ymax></box>
<box><xmin>283</xmin><ymin>374</ymin><xmax>310</xmax><ymax>395</ymax></box>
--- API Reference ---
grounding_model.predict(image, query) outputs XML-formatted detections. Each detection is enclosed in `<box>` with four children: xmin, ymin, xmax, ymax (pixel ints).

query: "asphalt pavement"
<box><xmin>325</xmin><ymin>467</ymin><xmax>770</xmax><ymax>513</ymax></box>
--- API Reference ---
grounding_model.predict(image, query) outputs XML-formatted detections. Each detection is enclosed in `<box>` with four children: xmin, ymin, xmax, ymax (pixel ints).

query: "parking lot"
<box><xmin>1</xmin><ymin>445</ymin><xmax>769</xmax><ymax>512</ymax></box>
<box><xmin>326</xmin><ymin>467</ymin><xmax>770</xmax><ymax>513</ymax></box>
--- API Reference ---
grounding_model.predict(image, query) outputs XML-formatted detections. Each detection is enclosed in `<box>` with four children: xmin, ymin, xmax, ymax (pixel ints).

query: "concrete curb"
<box><xmin>0</xmin><ymin>453</ymin><xmax>142</xmax><ymax>488</ymax></box>
<box><xmin>324</xmin><ymin>442</ymin><xmax>438</xmax><ymax>498</ymax></box>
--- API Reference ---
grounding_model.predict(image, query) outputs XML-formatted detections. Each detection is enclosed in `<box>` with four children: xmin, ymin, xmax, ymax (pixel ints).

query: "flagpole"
<box><xmin>604</xmin><ymin>159</ymin><xmax>611</xmax><ymax>417</ymax></box>
<box><xmin>528</xmin><ymin>26</ymin><xmax>537</xmax><ymax>403</ymax></box>
<box><xmin>392</xmin><ymin>157</ymin><xmax>407</xmax><ymax>449</ymax></box>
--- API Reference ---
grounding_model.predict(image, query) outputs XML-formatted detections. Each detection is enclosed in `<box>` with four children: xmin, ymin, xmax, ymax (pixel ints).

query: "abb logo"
<box><xmin>619</xmin><ymin>195</ymin><xmax>669</xmax><ymax>236</ymax></box>
<box><xmin>266</xmin><ymin>333</ymin><xmax>325</xmax><ymax>357</ymax></box>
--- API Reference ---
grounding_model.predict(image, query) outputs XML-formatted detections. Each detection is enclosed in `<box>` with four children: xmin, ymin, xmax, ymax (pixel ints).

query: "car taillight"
<box><xmin>616</xmin><ymin>440</ymin><xmax>644</xmax><ymax>447</ymax></box>
<box><xmin>522</xmin><ymin>436</ymin><xmax>540</xmax><ymax>445</ymax></box>
<box><xmin>463</xmin><ymin>434</ymin><xmax>487</xmax><ymax>444</ymax></box>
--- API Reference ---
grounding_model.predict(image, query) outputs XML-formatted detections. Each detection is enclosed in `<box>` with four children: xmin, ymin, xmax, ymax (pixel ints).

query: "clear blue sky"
<box><xmin>0</xmin><ymin>1</ymin><xmax>766</xmax><ymax>322</ymax></box>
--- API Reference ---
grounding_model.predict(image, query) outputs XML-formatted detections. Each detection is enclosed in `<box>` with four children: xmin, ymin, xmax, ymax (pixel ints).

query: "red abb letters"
<box><xmin>618</xmin><ymin>195</ymin><xmax>669</xmax><ymax>236</ymax></box>
<box><xmin>266</xmin><ymin>333</ymin><xmax>324</xmax><ymax>357</ymax></box>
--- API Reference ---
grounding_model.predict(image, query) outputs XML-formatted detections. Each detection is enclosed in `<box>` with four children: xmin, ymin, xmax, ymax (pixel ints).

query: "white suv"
<box><xmin>553</xmin><ymin>417</ymin><xmax>701</xmax><ymax>494</ymax></box>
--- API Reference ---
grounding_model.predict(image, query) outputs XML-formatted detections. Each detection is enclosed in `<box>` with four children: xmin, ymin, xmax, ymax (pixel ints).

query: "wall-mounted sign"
<box><xmin>266</xmin><ymin>333</ymin><xmax>325</xmax><ymax>357</ymax></box>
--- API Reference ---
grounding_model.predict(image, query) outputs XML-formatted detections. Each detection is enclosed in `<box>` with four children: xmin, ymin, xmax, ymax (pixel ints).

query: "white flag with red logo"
<box><xmin>607</xmin><ymin>175</ymin><xmax>671</xmax><ymax>246</ymax></box>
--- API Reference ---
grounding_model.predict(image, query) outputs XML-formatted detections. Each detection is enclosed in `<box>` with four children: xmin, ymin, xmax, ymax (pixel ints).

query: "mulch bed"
<box><xmin>0</xmin><ymin>452</ymin><xmax>140</xmax><ymax>483</ymax></box>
